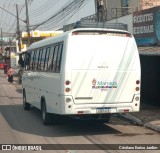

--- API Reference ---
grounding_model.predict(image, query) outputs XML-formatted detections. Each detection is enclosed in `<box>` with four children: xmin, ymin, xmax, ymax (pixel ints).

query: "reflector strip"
<box><xmin>124</xmin><ymin>109</ymin><xmax>129</xmax><ymax>112</ymax></box>
<box><xmin>77</xmin><ymin>111</ymin><xmax>84</xmax><ymax>114</ymax></box>
<box><xmin>75</xmin><ymin>97</ymin><xmax>93</xmax><ymax>100</ymax></box>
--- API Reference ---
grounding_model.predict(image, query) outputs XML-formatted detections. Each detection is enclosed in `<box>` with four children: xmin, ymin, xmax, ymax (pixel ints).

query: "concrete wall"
<box><xmin>106</xmin><ymin>0</ymin><xmax>121</xmax><ymax>20</ymax></box>
<box><xmin>140</xmin><ymin>55</ymin><xmax>160</xmax><ymax>106</ymax></box>
<box><xmin>104</xmin><ymin>0</ymin><xmax>140</xmax><ymax>20</ymax></box>
<box><xmin>106</xmin><ymin>14</ymin><xmax>133</xmax><ymax>34</ymax></box>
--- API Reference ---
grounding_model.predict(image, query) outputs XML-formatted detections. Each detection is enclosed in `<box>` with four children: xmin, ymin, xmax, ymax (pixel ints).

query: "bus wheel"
<box><xmin>41</xmin><ymin>102</ymin><xmax>52</xmax><ymax>125</ymax></box>
<box><xmin>23</xmin><ymin>91</ymin><xmax>30</xmax><ymax>110</ymax></box>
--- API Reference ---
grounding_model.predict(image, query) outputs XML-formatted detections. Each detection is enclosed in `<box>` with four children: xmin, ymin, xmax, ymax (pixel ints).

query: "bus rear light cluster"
<box><xmin>135</xmin><ymin>80</ymin><xmax>140</xmax><ymax>92</ymax></box>
<box><xmin>65</xmin><ymin>80</ymin><xmax>71</xmax><ymax>93</ymax></box>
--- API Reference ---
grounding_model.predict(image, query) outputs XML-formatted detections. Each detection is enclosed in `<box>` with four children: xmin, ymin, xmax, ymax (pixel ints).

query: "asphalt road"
<box><xmin>0</xmin><ymin>70</ymin><xmax>160</xmax><ymax>153</ymax></box>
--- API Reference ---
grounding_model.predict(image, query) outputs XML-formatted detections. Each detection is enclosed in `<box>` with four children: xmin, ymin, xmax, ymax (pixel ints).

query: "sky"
<box><xmin>0</xmin><ymin>0</ymin><xmax>95</xmax><ymax>34</ymax></box>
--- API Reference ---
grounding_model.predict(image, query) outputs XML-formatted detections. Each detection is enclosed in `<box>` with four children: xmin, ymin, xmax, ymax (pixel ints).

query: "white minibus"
<box><xmin>21</xmin><ymin>28</ymin><xmax>141</xmax><ymax>125</ymax></box>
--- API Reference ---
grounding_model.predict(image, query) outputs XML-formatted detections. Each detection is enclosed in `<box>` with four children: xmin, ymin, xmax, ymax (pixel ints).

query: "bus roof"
<box><xmin>27</xmin><ymin>28</ymin><xmax>131</xmax><ymax>51</ymax></box>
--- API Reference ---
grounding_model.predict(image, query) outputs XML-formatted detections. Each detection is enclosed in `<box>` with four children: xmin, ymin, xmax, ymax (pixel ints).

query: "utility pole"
<box><xmin>9</xmin><ymin>37</ymin><xmax>12</xmax><ymax>56</ymax></box>
<box><xmin>1</xmin><ymin>28</ymin><xmax>3</xmax><ymax>54</ymax></box>
<box><xmin>25</xmin><ymin>0</ymin><xmax>31</xmax><ymax>46</ymax></box>
<box><xmin>16</xmin><ymin>4</ymin><xmax>21</xmax><ymax>52</ymax></box>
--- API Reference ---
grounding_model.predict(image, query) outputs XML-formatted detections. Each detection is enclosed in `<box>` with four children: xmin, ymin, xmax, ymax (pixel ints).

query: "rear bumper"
<box><xmin>63</xmin><ymin>94</ymin><xmax>140</xmax><ymax>115</ymax></box>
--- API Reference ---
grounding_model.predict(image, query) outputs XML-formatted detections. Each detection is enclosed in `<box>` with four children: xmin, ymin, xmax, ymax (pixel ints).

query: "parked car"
<box><xmin>0</xmin><ymin>61</ymin><xmax>7</xmax><ymax>69</ymax></box>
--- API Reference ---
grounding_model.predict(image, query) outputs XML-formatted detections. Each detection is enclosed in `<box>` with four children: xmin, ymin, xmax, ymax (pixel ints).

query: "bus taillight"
<box><xmin>65</xmin><ymin>88</ymin><xmax>71</xmax><ymax>93</ymax></box>
<box><xmin>136</xmin><ymin>80</ymin><xmax>140</xmax><ymax>85</ymax></box>
<box><xmin>72</xmin><ymin>32</ymin><xmax>79</xmax><ymax>35</ymax></box>
<box><xmin>136</xmin><ymin>87</ymin><xmax>140</xmax><ymax>91</ymax></box>
<box><xmin>126</xmin><ymin>33</ymin><xmax>132</xmax><ymax>37</ymax></box>
<box><xmin>65</xmin><ymin>80</ymin><xmax>71</xmax><ymax>85</ymax></box>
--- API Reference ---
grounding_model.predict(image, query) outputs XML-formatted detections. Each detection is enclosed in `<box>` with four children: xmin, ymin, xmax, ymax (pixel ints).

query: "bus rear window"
<box><xmin>72</xmin><ymin>31</ymin><xmax>132</xmax><ymax>37</ymax></box>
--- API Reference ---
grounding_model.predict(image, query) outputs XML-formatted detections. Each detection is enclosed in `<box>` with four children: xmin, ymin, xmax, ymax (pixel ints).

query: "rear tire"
<box><xmin>23</xmin><ymin>91</ymin><xmax>30</xmax><ymax>110</ymax></box>
<box><xmin>41</xmin><ymin>101</ymin><xmax>52</xmax><ymax>125</ymax></box>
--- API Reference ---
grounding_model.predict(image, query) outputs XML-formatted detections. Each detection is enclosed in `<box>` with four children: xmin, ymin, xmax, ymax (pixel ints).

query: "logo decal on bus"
<box><xmin>92</xmin><ymin>78</ymin><xmax>117</xmax><ymax>91</ymax></box>
<box><xmin>92</xmin><ymin>78</ymin><xmax>97</xmax><ymax>86</ymax></box>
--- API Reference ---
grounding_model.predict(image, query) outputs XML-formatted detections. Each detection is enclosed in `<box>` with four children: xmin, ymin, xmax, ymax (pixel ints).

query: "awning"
<box><xmin>138</xmin><ymin>47</ymin><xmax>160</xmax><ymax>56</ymax></box>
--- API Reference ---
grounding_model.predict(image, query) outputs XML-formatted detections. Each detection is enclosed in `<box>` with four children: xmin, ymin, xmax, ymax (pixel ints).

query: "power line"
<box><xmin>0</xmin><ymin>0</ymin><xmax>26</xmax><ymax>34</ymax></box>
<box><xmin>3</xmin><ymin>4</ymin><xmax>16</xmax><ymax>32</ymax></box>
<box><xmin>29</xmin><ymin>0</ymin><xmax>72</xmax><ymax>26</ymax></box>
<box><xmin>30</xmin><ymin>0</ymin><xmax>57</xmax><ymax>17</ymax></box>
<box><xmin>6</xmin><ymin>6</ymin><xmax>25</xmax><ymax>35</ymax></box>
<box><xmin>48</xmin><ymin>0</ymin><xmax>88</xmax><ymax>30</ymax></box>
<box><xmin>40</xmin><ymin>0</ymin><xmax>88</xmax><ymax>30</ymax></box>
<box><xmin>0</xmin><ymin>5</ymin><xmax>26</xmax><ymax>23</ymax></box>
<box><xmin>0</xmin><ymin>0</ymin><xmax>92</xmax><ymax>39</ymax></box>
<box><xmin>31</xmin><ymin>0</ymin><xmax>87</xmax><ymax>30</ymax></box>
<box><xmin>0</xmin><ymin>0</ymin><xmax>16</xmax><ymax>30</ymax></box>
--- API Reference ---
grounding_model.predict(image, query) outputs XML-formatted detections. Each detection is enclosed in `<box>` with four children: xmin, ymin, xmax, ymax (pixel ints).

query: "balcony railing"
<box><xmin>81</xmin><ymin>7</ymin><xmax>137</xmax><ymax>22</ymax></box>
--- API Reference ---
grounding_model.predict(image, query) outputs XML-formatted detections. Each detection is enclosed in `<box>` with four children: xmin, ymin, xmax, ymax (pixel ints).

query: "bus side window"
<box><xmin>25</xmin><ymin>54</ymin><xmax>28</xmax><ymax>70</ymax></box>
<box><xmin>37</xmin><ymin>49</ymin><xmax>43</xmax><ymax>71</ymax></box>
<box><xmin>52</xmin><ymin>45</ymin><xmax>59</xmax><ymax>72</ymax></box>
<box><xmin>48</xmin><ymin>46</ymin><xmax>55</xmax><ymax>71</ymax></box>
<box><xmin>32</xmin><ymin>50</ymin><xmax>37</xmax><ymax>71</ymax></box>
<box><xmin>44</xmin><ymin>47</ymin><xmax>51</xmax><ymax>71</ymax></box>
<box><xmin>34</xmin><ymin>49</ymin><xmax>40</xmax><ymax>71</ymax></box>
<box><xmin>29</xmin><ymin>51</ymin><xmax>34</xmax><ymax>70</ymax></box>
<box><xmin>56</xmin><ymin>44</ymin><xmax>63</xmax><ymax>72</ymax></box>
<box><xmin>26</xmin><ymin>52</ymin><xmax>31</xmax><ymax>70</ymax></box>
<box><xmin>24</xmin><ymin>54</ymin><xmax>27</xmax><ymax>70</ymax></box>
<box><xmin>40</xmin><ymin>48</ymin><xmax>46</xmax><ymax>71</ymax></box>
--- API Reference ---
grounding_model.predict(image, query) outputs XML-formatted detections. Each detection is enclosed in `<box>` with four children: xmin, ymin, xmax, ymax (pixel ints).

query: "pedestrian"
<box><xmin>7</xmin><ymin>66</ymin><xmax>13</xmax><ymax>83</ymax></box>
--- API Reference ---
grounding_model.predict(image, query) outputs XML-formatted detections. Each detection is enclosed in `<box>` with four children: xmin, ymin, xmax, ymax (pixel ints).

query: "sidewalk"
<box><xmin>0</xmin><ymin>68</ymin><xmax>21</xmax><ymax>90</ymax></box>
<box><xmin>119</xmin><ymin>103</ymin><xmax>160</xmax><ymax>132</ymax></box>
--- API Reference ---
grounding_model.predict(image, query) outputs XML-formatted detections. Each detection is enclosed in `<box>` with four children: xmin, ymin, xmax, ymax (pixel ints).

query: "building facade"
<box><xmin>139</xmin><ymin>0</ymin><xmax>160</xmax><ymax>10</ymax></box>
<box><xmin>95</xmin><ymin>0</ymin><xmax>160</xmax><ymax>20</ymax></box>
<box><xmin>0</xmin><ymin>33</ymin><xmax>16</xmax><ymax>55</ymax></box>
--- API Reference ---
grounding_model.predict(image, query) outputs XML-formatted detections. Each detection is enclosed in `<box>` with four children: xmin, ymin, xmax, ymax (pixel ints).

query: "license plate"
<box><xmin>96</xmin><ymin>108</ymin><xmax>111</xmax><ymax>113</ymax></box>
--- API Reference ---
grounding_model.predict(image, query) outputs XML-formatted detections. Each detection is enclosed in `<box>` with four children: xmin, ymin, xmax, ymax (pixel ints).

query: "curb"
<box><xmin>118</xmin><ymin>113</ymin><xmax>143</xmax><ymax>125</ymax></box>
<box><xmin>118</xmin><ymin>113</ymin><xmax>160</xmax><ymax>132</ymax></box>
<box><xmin>144</xmin><ymin>122</ymin><xmax>160</xmax><ymax>132</ymax></box>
